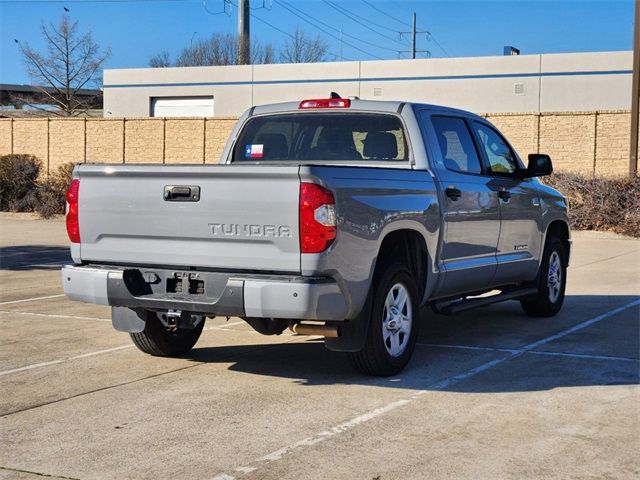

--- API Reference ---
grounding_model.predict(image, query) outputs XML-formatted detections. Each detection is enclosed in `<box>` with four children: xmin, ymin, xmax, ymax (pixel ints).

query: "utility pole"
<box><xmin>411</xmin><ymin>12</ymin><xmax>417</xmax><ymax>59</ymax></box>
<box><xmin>238</xmin><ymin>0</ymin><xmax>250</xmax><ymax>65</ymax></box>
<box><xmin>630</xmin><ymin>0</ymin><xmax>640</xmax><ymax>177</ymax></box>
<box><xmin>340</xmin><ymin>28</ymin><xmax>343</xmax><ymax>61</ymax></box>
<box><xmin>399</xmin><ymin>13</ymin><xmax>430</xmax><ymax>59</ymax></box>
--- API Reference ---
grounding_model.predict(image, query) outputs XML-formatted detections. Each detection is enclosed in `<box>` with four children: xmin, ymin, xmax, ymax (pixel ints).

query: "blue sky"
<box><xmin>0</xmin><ymin>0</ymin><xmax>634</xmax><ymax>85</ymax></box>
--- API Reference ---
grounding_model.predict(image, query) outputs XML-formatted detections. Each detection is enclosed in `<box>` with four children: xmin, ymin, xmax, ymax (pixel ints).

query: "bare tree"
<box><xmin>149</xmin><ymin>33</ymin><xmax>275</xmax><ymax>67</ymax></box>
<box><xmin>149</xmin><ymin>51</ymin><xmax>172</xmax><ymax>68</ymax></box>
<box><xmin>17</xmin><ymin>15</ymin><xmax>111</xmax><ymax>116</ymax></box>
<box><xmin>253</xmin><ymin>42</ymin><xmax>276</xmax><ymax>65</ymax></box>
<box><xmin>280</xmin><ymin>27</ymin><xmax>328</xmax><ymax>64</ymax></box>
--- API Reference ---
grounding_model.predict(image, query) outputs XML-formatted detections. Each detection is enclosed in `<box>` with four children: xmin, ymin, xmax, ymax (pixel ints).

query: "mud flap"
<box><xmin>112</xmin><ymin>306</ymin><xmax>147</xmax><ymax>333</ymax></box>
<box><xmin>324</xmin><ymin>288</ymin><xmax>372</xmax><ymax>352</ymax></box>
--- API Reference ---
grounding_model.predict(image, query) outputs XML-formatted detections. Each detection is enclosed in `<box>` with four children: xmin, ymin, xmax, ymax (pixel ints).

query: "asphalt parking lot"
<box><xmin>0</xmin><ymin>213</ymin><xmax>638</xmax><ymax>480</ymax></box>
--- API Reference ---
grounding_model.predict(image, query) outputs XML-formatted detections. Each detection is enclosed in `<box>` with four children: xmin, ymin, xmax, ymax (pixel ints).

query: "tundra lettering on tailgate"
<box><xmin>208</xmin><ymin>223</ymin><xmax>293</xmax><ymax>238</ymax></box>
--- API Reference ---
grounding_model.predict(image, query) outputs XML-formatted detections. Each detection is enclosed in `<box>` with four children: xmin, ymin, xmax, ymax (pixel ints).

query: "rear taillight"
<box><xmin>299</xmin><ymin>183</ymin><xmax>336</xmax><ymax>254</ymax></box>
<box><xmin>66</xmin><ymin>179</ymin><xmax>80</xmax><ymax>243</ymax></box>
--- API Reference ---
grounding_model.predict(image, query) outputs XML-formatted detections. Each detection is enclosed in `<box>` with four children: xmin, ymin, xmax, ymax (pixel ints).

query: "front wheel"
<box><xmin>348</xmin><ymin>262</ymin><xmax>420</xmax><ymax>376</ymax></box>
<box><xmin>520</xmin><ymin>236</ymin><xmax>567</xmax><ymax>317</ymax></box>
<box><xmin>129</xmin><ymin>310</ymin><xmax>205</xmax><ymax>357</ymax></box>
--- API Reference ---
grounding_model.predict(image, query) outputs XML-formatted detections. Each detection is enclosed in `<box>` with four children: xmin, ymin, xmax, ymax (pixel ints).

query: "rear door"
<box><xmin>77</xmin><ymin>164</ymin><xmax>301</xmax><ymax>272</ymax></box>
<box><xmin>470</xmin><ymin>121</ymin><xmax>543</xmax><ymax>284</ymax></box>
<box><xmin>420</xmin><ymin>112</ymin><xmax>501</xmax><ymax>297</ymax></box>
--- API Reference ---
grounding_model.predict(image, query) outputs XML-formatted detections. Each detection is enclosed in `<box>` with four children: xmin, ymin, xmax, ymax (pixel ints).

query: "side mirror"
<box><xmin>524</xmin><ymin>154</ymin><xmax>553</xmax><ymax>177</ymax></box>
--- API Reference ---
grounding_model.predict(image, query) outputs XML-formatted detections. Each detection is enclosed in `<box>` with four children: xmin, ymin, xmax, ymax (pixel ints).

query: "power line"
<box><xmin>273</xmin><ymin>0</ymin><xmax>383</xmax><ymax>60</ymax></box>
<box><xmin>429</xmin><ymin>35</ymin><xmax>450</xmax><ymax>57</ymax></box>
<box><xmin>226</xmin><ymin>0</ymin><xmax>346</xmax><ymax>59</ymax></box>
<box><xmin>322</xmin><ymin>0</ymin><xmax>408</xmax><ymax>47</ymax></box>
<box><xmin>251</xmin><ymin>8</ymin><xmax>347</xmax><ymax>60</ymax></box>
<box><xmin>250</xmin><ymin>11</ymin><xmax>295</xmax><ymax>40</ymax></box>
<box><xmin>360</xmin><ymin>0</ymin><xmax>411</xmax><ymax>28</ymax></box>
<box><xmin>360</xmin><ymin>0</ymin><xmax>450</xmax><ymax>57</ymax></box>
<box><xmin>202</xmin><ymin>0</ymin><xmax>231</xmax><ymax>15</ymax></box>
<box><xmin>249</xmin><ymin>0</ymin><xmax>270</xmax><ymax>10</ymax></box>
<box><xmin>280</xmin><ymin>0</ymin><xmax>399</xmax><ymax>53</ymax></box>
<box><xmin>324</xmin><ymin>0</ymin><xmax>407</xmax><ymax>37</ymax></box>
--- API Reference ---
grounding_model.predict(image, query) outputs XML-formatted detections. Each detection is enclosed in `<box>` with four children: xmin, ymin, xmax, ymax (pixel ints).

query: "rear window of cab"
<box><xmin>232</xmin><ymin>113</ymin><xmax>408</xmax><ymax>162</ymax></box>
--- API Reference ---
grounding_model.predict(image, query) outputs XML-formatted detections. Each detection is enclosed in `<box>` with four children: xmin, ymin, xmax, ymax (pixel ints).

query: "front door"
<box><xmin>422</xmin><ymin>112</ymin><xmax>501</xmax><ymax>298</ymax></box>
<box><xmin>470</xmin><ymin>121</ymin><xmax>543</xmax><ymax>285</ymax></box>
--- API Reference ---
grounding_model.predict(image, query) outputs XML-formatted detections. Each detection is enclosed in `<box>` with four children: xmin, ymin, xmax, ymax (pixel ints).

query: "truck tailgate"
<box><xmin>77</xmin><ymin>164</ymin><xmax>301</xmax><ymax>272</ymax></box>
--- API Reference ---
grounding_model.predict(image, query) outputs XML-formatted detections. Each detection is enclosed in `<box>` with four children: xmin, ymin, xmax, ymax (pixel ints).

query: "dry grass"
<box><xmin>543</xmin><ymin>172</ymin><xmax>640</xmax><ymax>237</ymax></box>
<box><xmin>35</xmin><ymin>162</ymin><xmax>74</xmax><ymax>218</ymax></box>
<box><xmin>0</xmin><ymin>154</ymin><xmax>74</xmax><ymax>218</ymax></box>
<box><xmin>0</xmin><ymin>154</ymin><xmax>42</xmax><ymax>212</ymax></box>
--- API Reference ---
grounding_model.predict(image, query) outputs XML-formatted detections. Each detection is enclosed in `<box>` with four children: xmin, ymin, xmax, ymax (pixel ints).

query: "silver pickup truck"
<box><xmin>62</xmin><ymin>97</ymin><xmax>570</xmax><ymax>376</ymax></box>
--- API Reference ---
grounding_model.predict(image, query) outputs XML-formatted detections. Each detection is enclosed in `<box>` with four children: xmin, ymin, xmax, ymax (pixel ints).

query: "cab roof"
<box><xmin>249</xmin><ymin>98</ymin><xmax>485</xmax><ymax>122</ymax></box>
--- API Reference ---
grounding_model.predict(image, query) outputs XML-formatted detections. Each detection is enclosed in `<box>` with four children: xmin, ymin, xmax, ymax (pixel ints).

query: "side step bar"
<box><xmin>432</xmin><ymin>287</ymin><xmax>537</xmax><ymax>315</ymax></box>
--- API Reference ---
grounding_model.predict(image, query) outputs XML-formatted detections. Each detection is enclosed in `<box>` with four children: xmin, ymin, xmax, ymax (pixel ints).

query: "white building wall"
<box><xmin>103</xmin><ymin>51</ymin><xmax>632</xmax><ymax>117</ymax></box>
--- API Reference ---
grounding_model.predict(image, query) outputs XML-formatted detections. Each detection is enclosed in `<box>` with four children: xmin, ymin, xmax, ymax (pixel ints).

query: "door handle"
<box><xmin>163</xmin><ymin>185</ymin><xmax>201</xmax><ymax>202</ymax></box>
<box><xmin>498</xmin><ymin>189</ymin><xmax>511</xmax><ymax>201</ymax></box>
<box><xmin>445</xmin><ymin>186</ymin><xmax>462</xmax><ymax>201</ymax></box>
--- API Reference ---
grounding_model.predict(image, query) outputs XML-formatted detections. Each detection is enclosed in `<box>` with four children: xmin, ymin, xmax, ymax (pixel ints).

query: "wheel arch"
<box><xmin>544</xmin><ymin>219</ymin><xmax>571</xmax><ymax>265</ymax></box>
<box><xmin>375</xmin><ymin>226</ymin><xmax>432</xmax><ymax>305</ymax></box>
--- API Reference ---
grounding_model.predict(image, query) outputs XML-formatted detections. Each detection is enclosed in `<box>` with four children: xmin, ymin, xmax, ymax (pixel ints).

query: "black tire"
<box><xmin>520</xmin><ymin>236</ymin><xmax>567</xmax><ymax>317</ymax></box>
<box><xmin>129</xmin><ymin>310</ymin><xmax>205</xmax><ymax>357</ymax></box>
<box><xmin>348</xmin><ymin>262</ymin><xmax>420</xmax><ymax>376</ymax></box>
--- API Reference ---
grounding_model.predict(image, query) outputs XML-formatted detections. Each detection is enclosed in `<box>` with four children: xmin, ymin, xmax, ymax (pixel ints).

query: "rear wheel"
<box><xmin>130</xmin><ymin>310</ymin><xmax>205</xmax><ymax>357</ymax></box>
<box><xmin>520</xmin><ymin>236</ymin><xmax>567</xmax><ymax>317</ymax></box>
<box><xmin>348</xmin><ymin>262</ymin><xmax>420</xmax><ymax>376</ymax></box>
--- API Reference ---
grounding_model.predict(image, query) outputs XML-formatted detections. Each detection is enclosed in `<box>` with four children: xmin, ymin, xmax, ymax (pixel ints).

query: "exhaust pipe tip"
<box><xmin>289</xmin><ymin>322</ymin><xmax>339</xmax><ymax>338</ymax></box>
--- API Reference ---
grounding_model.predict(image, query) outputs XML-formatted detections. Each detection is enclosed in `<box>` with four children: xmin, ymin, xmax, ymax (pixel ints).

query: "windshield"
<box><xmin>233</xmin><ymin>112</ymin><xmax>408</xmax><ymax>162</ymax></box>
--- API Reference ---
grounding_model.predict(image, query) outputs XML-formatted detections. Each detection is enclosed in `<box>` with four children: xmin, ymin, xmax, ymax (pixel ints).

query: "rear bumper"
<box><xmin>61</xmin><ymin>265</ymin><xmax>348</xmax><ymax>321</ymax></box>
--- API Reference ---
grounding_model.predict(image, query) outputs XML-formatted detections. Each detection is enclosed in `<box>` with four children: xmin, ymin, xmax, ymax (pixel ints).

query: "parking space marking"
<box><xmin>0</xmin><ymin>310</ymin><xmax>111</xmax><ymax>322</ymax></box>
<box><xmin>527</xmin><ymin>349</ymin><xmax>639</xmax><ymax>362</ymax></box>
<box><xmin>1</xmin><ymin>338</ymin><xmax>307</xmax><ymax>418</ymax></box>
<box><xmin>571</xmin><ymin>248</ymin><xmax>640</xmax><ymax>269</ymax></box>
<box><xmin>1</xmin><ymin>311</ymin><xmax>250</xmax><ymax>331</ymax></box>
<box><xmin>0</xmin><ymin>294</ymin><xmax>65</xmax><ymax>305</ymax></box>
<box><xmin>419</xmin><ymin>343</ymin><xmax>639</xmax><ymax>362</ymax></box>
<box><xmin>209</xmin><ymin>298</ymin><xmax>640</xmax><ymax>480</ymax></box>
<box><xmin>0</xmin><ymin>345</ymin><xmax>133</xmax><ymax>377</ymax></box>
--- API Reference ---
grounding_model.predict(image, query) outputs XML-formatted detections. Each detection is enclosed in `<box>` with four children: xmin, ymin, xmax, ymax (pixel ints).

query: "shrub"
<box><xmin>35</xmin><ymin>162</ymin><xmax>75</xmax><ymax>219</ymax></box>
<box><xmin>0</xmin><ymin>154</ymin><xmax>42</xmax><ymax>211</ymax></box>
<box><xmin>543</xmin><ymin>172</ymin><xmax>640</xmax><ymax>237</ymax></box>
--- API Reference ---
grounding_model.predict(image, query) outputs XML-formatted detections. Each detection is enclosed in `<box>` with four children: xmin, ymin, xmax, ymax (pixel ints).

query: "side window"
<box><xmin>473</xmin><ymin>122</ymin><xmax>518</xmax><ymax>175</ymax></box>
<box><xmin>431</xmin><ymin>116</ymin><xmax>482</xmax><ymax>174</ymax></box>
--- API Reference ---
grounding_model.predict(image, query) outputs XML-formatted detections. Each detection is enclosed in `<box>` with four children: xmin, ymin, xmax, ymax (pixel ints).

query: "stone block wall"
<box><xmin>0</xmin><ymin>112</ymin><xmax>635</xmax><ymax>177</ymax></box>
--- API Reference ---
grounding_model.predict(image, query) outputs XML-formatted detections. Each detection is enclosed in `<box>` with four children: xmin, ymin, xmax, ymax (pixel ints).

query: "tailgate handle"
<box><xmin>164</xmin><ymin>185</ymin><xmax>200</xmax><ymax>202</ymax></box>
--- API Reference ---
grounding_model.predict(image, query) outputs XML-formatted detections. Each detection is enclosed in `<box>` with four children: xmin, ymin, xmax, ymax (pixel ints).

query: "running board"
<box><xmin>432</xmin><ymin>287</ymin><xmax>537</xmax><ymax>315</ymax></box>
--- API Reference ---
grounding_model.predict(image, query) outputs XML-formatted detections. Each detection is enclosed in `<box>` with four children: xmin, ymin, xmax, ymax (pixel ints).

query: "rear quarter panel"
<box><xmin>300</xmin><ymin>166</ymin><xmax>440</xmax><ymax>318</ymax></box>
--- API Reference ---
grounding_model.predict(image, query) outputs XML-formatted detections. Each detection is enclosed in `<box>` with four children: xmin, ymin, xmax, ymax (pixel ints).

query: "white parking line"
<box><xmin>0</xmin><ymin>310</ymin><xmax>111</xmax><ymax>322</ymax></box>
<box><xmin>1</xmin><ymin>311</ymin><xmax>248</xmax><ymax>330</ymax></box>
<box><xmin>418</xmin><ymin>343</ymin><xmax>639</xmax><ymax>362</ymax></box>
<box><xmin>0</xmin><ymin>294</ymin><xmax>65</xmax><ymax>305</ymax></box>
<box><xmin>209</xmin><ymin>298</ymin><xmax>640</xmax><ymax>480</ymax></box>
<box><xmin>0</xmin><ymin>345</ymin><xmax>133</xmax><ymax>377</ymax></box>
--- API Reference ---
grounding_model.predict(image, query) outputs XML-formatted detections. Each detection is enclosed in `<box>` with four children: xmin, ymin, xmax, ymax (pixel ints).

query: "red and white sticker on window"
<box><xmin>245</xmin><ymin>144</ymin><xmax>264</xmax><ymax>158</ymax></box>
